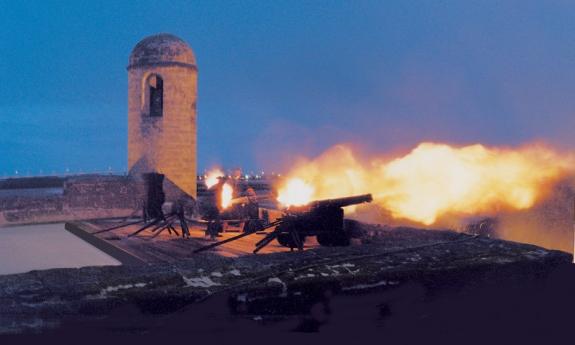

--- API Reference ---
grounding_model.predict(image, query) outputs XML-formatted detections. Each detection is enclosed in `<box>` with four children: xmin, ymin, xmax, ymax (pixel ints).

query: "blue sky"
<box><xmin>1</xmin><ymin>0</ymin><xmax>574</xmax><ymax>176</ymax></box>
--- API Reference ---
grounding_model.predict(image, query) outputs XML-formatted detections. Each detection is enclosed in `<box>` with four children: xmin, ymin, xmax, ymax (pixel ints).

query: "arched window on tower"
<box><xmin>146</xmin><ymin>74</ymin><xmax>163</xmax><ymax>117</ymax></box>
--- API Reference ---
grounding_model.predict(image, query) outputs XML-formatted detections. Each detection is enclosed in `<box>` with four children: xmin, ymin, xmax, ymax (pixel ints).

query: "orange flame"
<box><xmin>277</xmin><ymin>178</ymin><xmax>315</xmax><ymax>207</ymax></box>
<box><xmin>221</xmin><ymin>183</ymin><xmax>233</xmax><ymax>209</ymax></box>
<box><xmin>276</xmin><ymin>142</ymin><xmax>573</xmax><ymax>225</ymax></box>
<box><xmin>205</xmin><ymin>168</ymin><xmax>224</xmax><ymax>188</ymax></box>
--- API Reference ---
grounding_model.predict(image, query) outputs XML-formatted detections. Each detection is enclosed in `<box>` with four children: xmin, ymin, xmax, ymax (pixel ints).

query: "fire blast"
<box><xmin>276</xmin><ymin>142</ymin><xmax>574</xmax><ymax>226</ymax></box>
<box><xmin>204</xmin><ymin>168</ymin><xmax>224</xmax><ymax>189</ymax></box>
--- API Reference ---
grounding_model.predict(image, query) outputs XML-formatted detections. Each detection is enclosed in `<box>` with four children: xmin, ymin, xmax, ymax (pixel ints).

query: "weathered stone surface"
<box><xmin>0</xmin><ymin>225</ymin><xmax>570</xmax><ymax>335</ymax></box>
<box><xmin>0</xmin><ymin>176</ymin><xmax>270</xmax><ymax>225</ymax></box>
<box><xmin>127</xmin><ymin>34</ymin><xmax>197</xmax><ymax>199</ymax></box>
<box><xmin>0</xmin><ymin>175</ymin><xmax>138</xmax><ymax>226</ymax></box>
<box><xmin>128</xmin><ymin>33</ymin><xmax>196</xmax><ymax>69</ymax></box>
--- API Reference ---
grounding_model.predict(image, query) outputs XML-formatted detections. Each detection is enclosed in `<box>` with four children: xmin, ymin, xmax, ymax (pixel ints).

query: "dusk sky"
<box><xmin>1</xmin><ymin>1</ymin><xmax>574</xmax><ymax>176</ymax></box>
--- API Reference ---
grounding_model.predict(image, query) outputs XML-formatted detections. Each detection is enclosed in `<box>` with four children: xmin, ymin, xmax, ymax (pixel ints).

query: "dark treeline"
<box><xmin>0</xmin><ymin>177</ymin><xmax>64</xmax><ymax>190</ymax></box>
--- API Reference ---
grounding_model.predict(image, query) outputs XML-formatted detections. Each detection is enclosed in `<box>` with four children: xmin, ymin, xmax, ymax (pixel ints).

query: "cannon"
<box><xmin>93</xmin><ymin>172</ymin><xmax>194</xmax><ymax>239</ymax></box>
<box><xmin>202</xmin><ymin>177</ymin><xmax>268</xmax><ymax>235</ymax></box>
<box><xmin>194</xmin><ymin>193</ymin><xmax>373</xmax><ymax>254</ymax></box>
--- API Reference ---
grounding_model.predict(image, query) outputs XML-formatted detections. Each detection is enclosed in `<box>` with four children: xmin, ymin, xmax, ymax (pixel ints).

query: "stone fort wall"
<box><xmin>0</xmin><ymin>175</ymin><xmax>139</xmax><ymax>226</ymax></box>
<box><xmin>0</xmin><ymin>174</ymin><xmax>273</xmax><ymax>226</ymax></box>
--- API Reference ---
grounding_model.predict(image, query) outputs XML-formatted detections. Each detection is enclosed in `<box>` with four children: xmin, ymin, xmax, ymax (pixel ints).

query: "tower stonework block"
<box><xmin>127</xmin><ymin>33</ymin><xmax>197</xmax><ymax>199</ymax></box>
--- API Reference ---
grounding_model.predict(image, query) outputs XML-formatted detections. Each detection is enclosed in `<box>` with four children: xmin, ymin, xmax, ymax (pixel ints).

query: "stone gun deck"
<box><xmin>1</xmin><ymin>224</ymin><xmax>571</xmax><ymax>336</ymax></box>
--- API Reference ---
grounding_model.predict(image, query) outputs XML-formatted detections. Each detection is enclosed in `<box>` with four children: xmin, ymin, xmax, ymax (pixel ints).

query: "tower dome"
<box><xmin>128</xmin><ymin>33</ymin><xmax>196</xmax><ymax>69</ymax></box>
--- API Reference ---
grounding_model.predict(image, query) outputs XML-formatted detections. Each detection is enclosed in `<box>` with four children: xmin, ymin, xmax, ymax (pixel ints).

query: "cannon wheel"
<box><xmin>277</xmin><ymin>233</ymin><xmax>301</xmax><ymax>247</ymax></box>
<box><xmin>243</xmin><ymin>219</ymin><xmax>264</xmax><ymax>233</ymax></box>
<box><xmin>275</xmin><ymin>223</ymin><xmax>306</xmax><ymax>248</ymax></box>
<box><xmin>317</xmin><ymin>230</ymin><xmax>351</xmax><ymax>247</ymax></box>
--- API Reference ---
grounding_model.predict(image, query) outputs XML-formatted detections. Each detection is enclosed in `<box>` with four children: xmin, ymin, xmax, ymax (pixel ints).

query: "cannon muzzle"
<box><xmin>309</xmin><ymin>193</ymin><xmax>373</xmax><ymax>209</ymax></box>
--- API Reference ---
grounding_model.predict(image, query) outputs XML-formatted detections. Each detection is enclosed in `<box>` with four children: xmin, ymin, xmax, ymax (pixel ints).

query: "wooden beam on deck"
<box><xmin>65</xmin><ymin>222</ymin><xmax>146</xmax><ymax>265</ymax></box>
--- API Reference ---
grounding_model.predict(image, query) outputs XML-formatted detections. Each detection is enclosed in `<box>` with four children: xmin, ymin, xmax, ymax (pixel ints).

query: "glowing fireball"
<box><xmin>277</xmin><ymin>178</ymin><xmax>315</xmax><ymax>207</ymax></box>
<box><xmin>205</xmin><ymin>168</ymin><xmax>224</xmax><ymax>188</ymax></box>
<box><xmin>221</xmin><ymin>183</ymin><xmax>233</xmax><ymax>209</ymax></box>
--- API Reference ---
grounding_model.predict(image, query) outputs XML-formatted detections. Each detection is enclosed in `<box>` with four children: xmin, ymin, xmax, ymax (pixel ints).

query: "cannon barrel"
<box><xmin>229</xmin><ymin>194</ymin><xmax>272</xmax><ymax>206</ymax></box>
<box><xmin>309</xmin><ymin>193</ymin><xmax>373</xmax><ymax>209</ymax></box>
<box><xmin>194</xmin><ymin>193</ymin><xmax>373</xmax><ymax>254</ymax></box>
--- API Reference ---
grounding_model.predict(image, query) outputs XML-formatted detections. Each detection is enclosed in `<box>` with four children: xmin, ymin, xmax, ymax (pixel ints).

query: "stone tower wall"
<box><xmin>127</xmin><ymin>65</ymin><xmax>197</xmax><ymax>198</ymax></box>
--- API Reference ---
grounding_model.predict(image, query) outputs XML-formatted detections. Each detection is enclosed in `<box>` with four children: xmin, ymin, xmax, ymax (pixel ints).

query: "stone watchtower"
<box><xmin>127</xmin><ymin>33</ymin><xmax>197</xmax><ymax>199</ymax></box>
